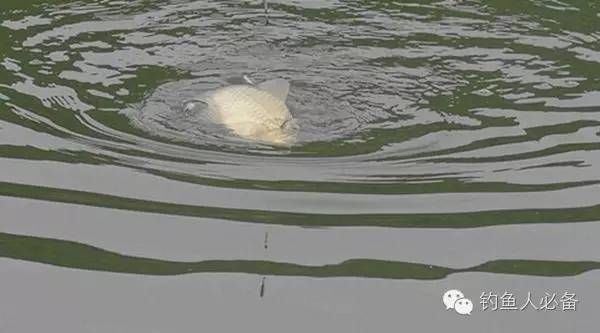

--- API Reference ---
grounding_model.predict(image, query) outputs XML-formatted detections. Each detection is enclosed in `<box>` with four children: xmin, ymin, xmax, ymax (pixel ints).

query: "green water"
<box><xmin>1</xmin><ymin>0</ymin><xmax>600</xmax><ymax>331</ymax></box>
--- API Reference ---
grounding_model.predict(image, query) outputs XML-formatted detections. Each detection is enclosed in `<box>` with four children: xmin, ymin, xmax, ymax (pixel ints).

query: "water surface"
<box><xmin>1</xmin><ymin>0</ymin><xmax>600</xmax><ymax>331</ymax></box>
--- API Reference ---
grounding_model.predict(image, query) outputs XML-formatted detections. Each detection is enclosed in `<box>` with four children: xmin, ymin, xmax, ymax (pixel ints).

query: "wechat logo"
<box><xmin>443</xmin><ymin>289</ymin><xmax>473</xmax><ymax>315</ymax></box>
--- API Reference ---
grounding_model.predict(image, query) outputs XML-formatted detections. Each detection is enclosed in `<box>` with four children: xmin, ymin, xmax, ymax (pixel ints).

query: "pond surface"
<box><xmin>1</xmin><ymin>0</ymin><xmax>600</xmax><ymax>331</ymax></box>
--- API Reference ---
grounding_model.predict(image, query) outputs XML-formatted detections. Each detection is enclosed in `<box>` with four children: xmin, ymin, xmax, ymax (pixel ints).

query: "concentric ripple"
<box><xmin>1</xmin><ymin>0</ymin><xmax>600</xmax><ymax>281</ymax></box>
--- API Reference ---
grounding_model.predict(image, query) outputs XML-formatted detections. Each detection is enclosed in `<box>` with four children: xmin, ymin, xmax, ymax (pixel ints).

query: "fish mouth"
<box><xmin>281</xmin><ymin>117</ymin><xmax>299</xmax><ymax>131</ymax></box>
<box><xmin>280</xmin><ymin>118</ymin><xmax>291</xmax><ymax>129</ymax></box>
<box><xmin>275</xmin><ymin>118</ymin><xmax>299</xmax><ymax>146</ymax></box>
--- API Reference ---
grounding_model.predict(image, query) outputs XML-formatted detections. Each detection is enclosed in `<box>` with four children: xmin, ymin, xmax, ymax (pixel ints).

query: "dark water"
<box><xmin>1</xmin><ymin>0</ymin><xmax>600</xmax><ymax>331</ymax></box>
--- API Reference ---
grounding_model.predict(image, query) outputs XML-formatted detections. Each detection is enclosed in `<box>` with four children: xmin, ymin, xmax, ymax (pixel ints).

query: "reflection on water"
<box><xmin>1</xmin><ymin>0</ymin><xmax>600</xmax><ymax>330</ymax></box>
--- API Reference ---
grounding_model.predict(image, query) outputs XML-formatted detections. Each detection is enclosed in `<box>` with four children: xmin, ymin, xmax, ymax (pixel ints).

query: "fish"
<box><xmin>185</xmin><ymin>78</ymin><xmax>297</xmax><ymax>145</ymax></box>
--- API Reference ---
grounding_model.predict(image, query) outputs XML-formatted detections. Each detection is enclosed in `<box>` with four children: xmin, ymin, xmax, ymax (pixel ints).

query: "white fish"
<box><xmin>187</xmin><ymin>78</ymin><xmax>296</xmax><ymax>145</ymax></box>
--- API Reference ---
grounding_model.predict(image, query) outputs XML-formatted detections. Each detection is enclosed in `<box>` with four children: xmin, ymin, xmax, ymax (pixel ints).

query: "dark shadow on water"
<box><xmin>1</xmin><ymin>181</ymin><xmax>600</xmax><ymax>229</ymax></box>
<box><xmin>0</xmin><ymin>232</ymin><xmax>598</xmax><ymax>279</ymax></box>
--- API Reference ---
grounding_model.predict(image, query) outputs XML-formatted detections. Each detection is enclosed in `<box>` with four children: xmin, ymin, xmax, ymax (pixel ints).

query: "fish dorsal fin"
<box><xmin>257</xmin><ymin>79</ymin><xmax>290</xmax><ymax>102</ymax></box>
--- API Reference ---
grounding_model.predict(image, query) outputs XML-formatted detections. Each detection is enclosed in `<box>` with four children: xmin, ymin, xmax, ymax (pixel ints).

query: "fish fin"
<box><xmin>257</xmin><ymin>79</ymin><xmax>290</xmax><ymax>102</ymax></box>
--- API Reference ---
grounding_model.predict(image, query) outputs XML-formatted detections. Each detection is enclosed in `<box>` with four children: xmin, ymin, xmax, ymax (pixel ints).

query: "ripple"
<box><xmin>2</xmin><ymin>0</ymin><xmax>600</xmax><ymax>286</ymax></box>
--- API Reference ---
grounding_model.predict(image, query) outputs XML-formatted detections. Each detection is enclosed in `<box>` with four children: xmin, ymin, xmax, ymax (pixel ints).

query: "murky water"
<box><xmin>1</xmin><ymin>0</ymin><xmax>600</xmax><ymax>331</ymax></box>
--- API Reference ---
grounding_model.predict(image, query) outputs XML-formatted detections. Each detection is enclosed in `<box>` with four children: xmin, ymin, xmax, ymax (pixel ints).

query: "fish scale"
<box><xmin>196</xmin><ymin>80</ymin><xmax>295</xmax><ymax>145</ymax></box>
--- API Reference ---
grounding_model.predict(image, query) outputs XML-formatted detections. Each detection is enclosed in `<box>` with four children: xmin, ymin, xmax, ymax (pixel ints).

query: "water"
<box><xmin>1</xmin><ymin>0</ymin><xmax>600</xmax><ymax>331</ymax></box>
